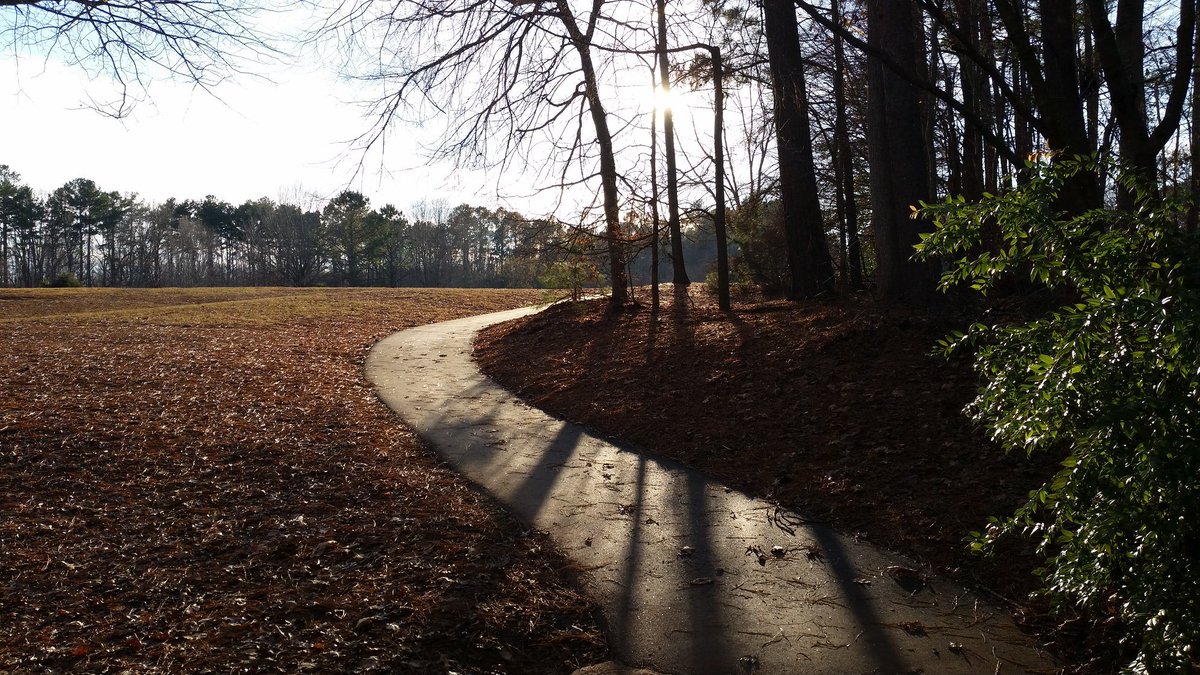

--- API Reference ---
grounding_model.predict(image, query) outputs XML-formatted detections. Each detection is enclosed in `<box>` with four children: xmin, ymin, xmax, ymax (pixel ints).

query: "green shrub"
<box><xmin>916</xmin><ymin>158</ymin><xmax>1200</xmax><ymax>672</ymax></box>
<box><xmin>41</xmin><ymin>272</ymin><xmax>83</xmax><ymax>288</ymax></box>
<box><xmin>727</xmin><ymin>199</ymin><xmax>789</xmax><ymax>294</ymax></box>
<box><xmin>538</xmin><ymin>259</ymin><xmax>601</xmax><ymax>301</ymax></box>
<box><xmin>703</xmin><ymin>259</ymin><xmax>757</xmax><ymax>297</ymax></box>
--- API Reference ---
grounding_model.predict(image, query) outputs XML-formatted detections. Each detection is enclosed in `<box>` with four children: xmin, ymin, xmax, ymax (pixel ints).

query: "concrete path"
<box><xmin>365</xmin><ymin>307</ymin><xmax>1053</xmax><ymax>675</ymax></box>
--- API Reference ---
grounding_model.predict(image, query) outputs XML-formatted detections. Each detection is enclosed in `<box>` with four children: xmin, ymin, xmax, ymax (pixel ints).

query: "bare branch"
<box><xmin>1</xmin><ymin>0</ymin><xmax>277</xmax><ymax>116</ymax></box>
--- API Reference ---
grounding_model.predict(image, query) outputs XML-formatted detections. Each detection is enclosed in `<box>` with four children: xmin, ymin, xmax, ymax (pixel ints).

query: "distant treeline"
<box><xmin>0</xmin><ymin>166</ymin><xmax>679</xmax><ymax>289</ymax></box>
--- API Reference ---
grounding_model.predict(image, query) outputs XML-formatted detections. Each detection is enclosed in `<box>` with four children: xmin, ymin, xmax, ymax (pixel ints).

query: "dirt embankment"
<box><xmin>475</xmin><ymin>289</ymin><xmax>1112</xmax><ymax>669</ymax></box>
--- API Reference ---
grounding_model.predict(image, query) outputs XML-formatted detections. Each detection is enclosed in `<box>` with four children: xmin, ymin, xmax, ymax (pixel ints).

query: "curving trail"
<box><xmin>366</xmin><ymin>306</ymin><xmax>1053</xmax><ymax>674</ymax></box>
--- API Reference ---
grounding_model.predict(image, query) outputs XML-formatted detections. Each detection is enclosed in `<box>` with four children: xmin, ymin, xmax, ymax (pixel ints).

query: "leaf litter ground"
<box><xmin>475</xmin><ymin>288</ymin><xmax>1111</xmax><ymax>672</ymax></box>
<box><xmin>0</xmin><ymin>287</ymin><xmax>607</xmax><ymax>673</ymax></box>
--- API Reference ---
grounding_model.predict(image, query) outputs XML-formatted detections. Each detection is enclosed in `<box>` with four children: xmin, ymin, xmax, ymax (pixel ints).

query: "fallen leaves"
<box><xmin>0</xmin><ymin>287</ymin><xmax>606</xmax><ymax>673</ymax></box>
<box><xmin>476</xmin><ymin>288</ymin><xmax>1065</xmax><ymax>650</ymax></box>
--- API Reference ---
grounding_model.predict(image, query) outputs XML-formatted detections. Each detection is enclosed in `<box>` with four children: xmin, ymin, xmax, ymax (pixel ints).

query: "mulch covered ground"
<box><xmin>475</xmin><ymin>287</ymin><xmax>1112</xmax><ymax>670</ymax></box>
<box><xmin>0</xmin><ymin>287</ymin><xmax>607</xmax><ymax>673</ymax></box>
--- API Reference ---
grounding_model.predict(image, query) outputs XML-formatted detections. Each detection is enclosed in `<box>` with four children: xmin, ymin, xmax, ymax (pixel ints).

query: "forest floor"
<box><xmin>475</xmin><ymin>286</ymin><xmax>1112</xmax><ymax>673</ymax></box>
<box><xmin>0</xmin><ymin>287</ymin><xmax>608</xmax><ymax>673</ymax></box>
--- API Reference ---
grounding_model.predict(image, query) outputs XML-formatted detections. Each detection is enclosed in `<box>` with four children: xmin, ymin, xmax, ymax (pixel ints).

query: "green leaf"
<box><xmin>921</xmin><ymin>157</ymin><xmax>1200</xmax><ymax>670</ymax></box>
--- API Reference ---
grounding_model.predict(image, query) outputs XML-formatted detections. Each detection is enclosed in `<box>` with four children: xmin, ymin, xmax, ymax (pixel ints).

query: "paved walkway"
<box><xmin>365</xmin><ymin>307</ymin><xmax>1053</xmax><ymax>674</ymax></box>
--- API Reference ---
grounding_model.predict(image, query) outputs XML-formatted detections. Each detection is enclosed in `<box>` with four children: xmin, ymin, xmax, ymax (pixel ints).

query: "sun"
<box><xmin>639</xmin><ymin>84</ymin><xmax>689</xmax><ymax>114</ymax></box>
<box><xmin>651</xmin><ymin>85</ymin><xmax>676</xmax><ymax>110</ymax></box>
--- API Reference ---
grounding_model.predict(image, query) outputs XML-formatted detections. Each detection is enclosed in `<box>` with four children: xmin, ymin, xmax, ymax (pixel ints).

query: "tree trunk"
<box><xmin>1085</xmin><ymin>0</ymin><xmax>1196</xmax><ymax>205</ymax></box>
<box><xmin>1040</xmin><ymin>1</ymin><xmax>1100</xmax><ymax>210</ymax></box>
<box><xmin>1101</xmin><ymin>0</ymin><xmax>1150</xmax><ymax>207</ymax></box>
<box><xmin>996</xmin><ymin>0</ymin><xmax>1099</xmax><ymax>210</ymax></box>
<box><xmin>1012</xmin><ymin>59</ymin><xmax>1033</xmax><ymax>180</ymax></box>
<box><xmin>1190</xmin><ymin>9</ymin><xmax>1200</xmax><ymax>233</ymax></box>
<box><xmin>657</xmin><ymin>0</ymin><xmax>688</xmax><ymax>286</ymax></box>
<box><xmin>711</xmin><ymin>46</ymin><xmax>730</xmax><ymax>312</ymax></box>
<box><xmin>980</xmin><ymin>8</ymin><xmax>998</xmax><ymax>193</ymax></box>
<box><xmin>1083</xmin><ymin>22</ymin><xmax>1101</xmax><ymax>153</ymax></box>
<box><xmin>830</xmin><ymin>0</ymin><xmax>862</xmax><ymax>290</ymax></box>
<box><xmin>944</xmin><ymin>67</ymin><xmax>964</xmax><ymax>196</ymax></box>
<box><xmin>763</xmin><ymin>0</ymin><xmax>834</xmax><ymax>299</ymax></box>
<box><xmin>865</xmin><ymin>0</ymin><xmax>938</xmax><ymax>304</ymax></box>
<box><xmin>86</xmin><ymin>227</ymin><xmax>93</xmax><ymax>286</ymax></box>
<box><xmin>650</xmin><ymin>83</ymin><xmax>661</xmax><ymax>311</ymax></box>
<box><xmin>556</xmin><ymin>0</ymin><xmax>628</xmax><ymax>305</ymax></box>
<box><xmin>954</xmin><ymin>0</ymin><xmax>984</xmax><ymax>201</ymax></box>
<box><xmin>1</xmin><ymin>220</ymin><xmax>7</xmax><ymax>287</ymax></box>
<box><xmin>921</xmin><ymin>12</ymin><xmax>939</xmax><ymax>197</ymax></box>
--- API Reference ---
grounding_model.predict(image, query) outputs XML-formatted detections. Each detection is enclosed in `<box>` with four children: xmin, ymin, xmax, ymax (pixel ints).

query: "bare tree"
<box><xmin>829</xmin><ymin>0</ymin><xmax>862</xmax><ymax>290</ymax></box>
<box><xmin>709</xmin><ymin>45</ymin><xmax>730</xmax><ymax>311</ymax></box>
<box><xmin>655</xmin><ymin>0</ymin><xmax>688</xmax><ymax>286</ymax></box>
<box><xmin>327</xmin><ymin>0</ymin><xmax>633</xmax><ymax>303</ymax></box>
<box><xmin>648</xmin><ymin>69</ymin><xmax>662</xmax><ymax>310</ymax></box>
<box><xmin>0</xmin><ymin>0</ymin><xmax>273</xmax><ymax>117</ymax></box>
<box><xmin>1083</xmin><ymin>0</ymin><xmax>1196</xmax><ymax>204</ymax></box>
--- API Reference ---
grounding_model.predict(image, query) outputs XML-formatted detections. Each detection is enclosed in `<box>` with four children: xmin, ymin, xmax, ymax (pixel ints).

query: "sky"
<box><xmin>0</xmin><ymin>43</ymin><xmax>499</xmax><ymax>213</ymax></box>
<box><xmin>0</xmin><ymin>1</ymin><xmax>714</xmax><ymax>219</ymax></box>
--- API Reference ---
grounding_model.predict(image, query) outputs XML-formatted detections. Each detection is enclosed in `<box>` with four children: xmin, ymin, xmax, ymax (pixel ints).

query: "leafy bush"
<box><xmin>916</xmin><ymin>158</ymin><xmax>1200</xmax><ymax>672</ymax></box>
<box><xmin>41</xmin><ymin>272</ymin><xmax>83</xmax><ymax>288</ymax></box>
<box><xmin>726</xmin><ymin>199</ymin><xmax>789</xmax><ymax>294</ymax></box>
<box><xmin>538</xmin><ymin>259</ymin><xmax>601</xmax><ymax>301</ymax></box>
<box><xmin>703</xmin><ymin>259</ymin><xmax>757</xmax><ymax>297</ymax></box>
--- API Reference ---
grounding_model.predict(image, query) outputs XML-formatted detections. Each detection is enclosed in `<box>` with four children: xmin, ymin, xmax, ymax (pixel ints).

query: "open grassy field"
<box><xmin>0</xmin><ymin>287</ymin><xmax>606</xmax><ymax>673</ymax></box>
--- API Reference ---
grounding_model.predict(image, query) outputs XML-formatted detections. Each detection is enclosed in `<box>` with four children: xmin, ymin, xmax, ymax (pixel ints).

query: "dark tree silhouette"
<box><xmin>325</xmin><ymin>0</ymin><xmax>631</xmax><ymax>304</ymax></box>
<box><xmin>763</xmin><ymin>0</ymin><xmax>834</xmax><ymax>299</ymax></box>
<box><xmin>864</xmin><ymin>0</ymin><xmax>937</xmax><ymax>304</ymax></box>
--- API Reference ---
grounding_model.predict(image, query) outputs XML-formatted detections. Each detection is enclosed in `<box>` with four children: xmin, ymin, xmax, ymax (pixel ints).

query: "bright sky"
<box><xmin>0</xmin><ymin>2</ymin><xmax>717</xmax><ymax>218</ymax></box>
<box><xmin>0</xmin><ymin>45</ymin><xmax>498</xmax><ymax>212</ymax></box>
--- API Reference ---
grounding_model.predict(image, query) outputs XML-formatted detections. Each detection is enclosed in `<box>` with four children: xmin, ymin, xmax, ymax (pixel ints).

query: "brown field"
<box><xmin>0</xmin><ymin>287</ymin><xmax>606</xmax><ymax>673</ymax></box>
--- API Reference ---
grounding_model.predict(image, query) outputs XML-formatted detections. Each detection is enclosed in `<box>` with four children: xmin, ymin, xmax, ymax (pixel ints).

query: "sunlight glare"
<box><xmin>644</xmin><ymin>85</ymin><xmax>686</xmax><ymax>114</ymax></box>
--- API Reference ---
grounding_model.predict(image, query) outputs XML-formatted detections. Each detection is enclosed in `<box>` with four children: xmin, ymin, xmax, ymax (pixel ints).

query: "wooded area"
<box><xmin>0</xmin><ymin>170</ymin><xmax>729</xmax><ymax>290</ymax></box>
<box><xmin>6</xmin><ymin>0</ymin><xmax>1197</xmax><ymax>306</ymax></box>
<box><xmin>325</xmin><ymin>0</ymin><xmax>1198</xmax><ymax>306</ymax></box>
<box><xmin>0</xmin><ymin>176</ymin><xmax>630</xmax><ymax>289</ymax></box>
